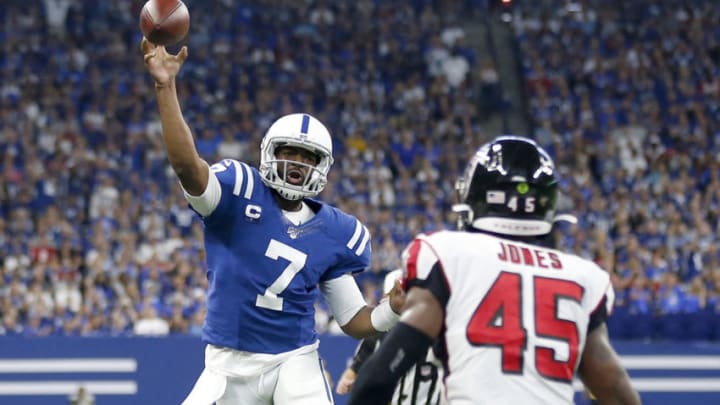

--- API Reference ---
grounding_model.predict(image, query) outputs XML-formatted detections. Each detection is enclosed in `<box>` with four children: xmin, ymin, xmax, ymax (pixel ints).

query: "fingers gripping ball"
<box><xmin>139</xmin><ymin>0</ymin><xmax>190</xmax><ymax>46</ymax></box>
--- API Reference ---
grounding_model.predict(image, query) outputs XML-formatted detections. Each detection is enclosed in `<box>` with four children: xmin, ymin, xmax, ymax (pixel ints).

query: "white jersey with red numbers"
<box><xmin>402</xmin><ymin>230</ymin><xmax>614</xmax><ymax>405</ymax></box>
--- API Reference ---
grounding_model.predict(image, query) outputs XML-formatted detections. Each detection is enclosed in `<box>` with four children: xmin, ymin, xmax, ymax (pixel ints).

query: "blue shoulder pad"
<box><xmin>207</xmin><ymin>159</ymin><xmax>258</xmax><ymax>218</ymax></box>
<box><xmin>321</xmin><ymin>209</ymin><xmax>372</xmax><ymax>281</ymax></box>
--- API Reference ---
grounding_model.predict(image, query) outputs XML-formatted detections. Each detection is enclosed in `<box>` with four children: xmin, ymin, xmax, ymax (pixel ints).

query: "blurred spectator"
<box><xmin>442</xmin><ymin>46</ymin><xmax>471</xmax><ymax>88</ymax></box>
<box><xmin>68</xmin><ymin>386</ymin><xmax>95</xmax><ymax>405</ymax></box>
<box><xmin>43</xmin><ymin>0</ymin><xmax>72</xmax><ymax>37</ymax></box>
<box><xmin>626</xmin><ymin>274</ymin><xmax>653</xmax><ymax>316</ymax></box>
<box><xmin>478</xmin><ymin>59</ymin><xmax>502</xmax><ymax>115</ymax></box>
<box><xmin>133</xmin><ymin>306</ymin><xmax>169</xmax><ymax>336</ymax></box>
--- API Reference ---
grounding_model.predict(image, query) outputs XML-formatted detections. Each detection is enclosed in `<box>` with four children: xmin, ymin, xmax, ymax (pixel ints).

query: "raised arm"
<box><xmin>578</xmin><ymin>323</ymin><xmax>642</xmax><ymax>405</ymax></box>
<box><xmin>141</xmin><ymin>38</ymin><xmax>209</xmax><ymax>195</ymax></box>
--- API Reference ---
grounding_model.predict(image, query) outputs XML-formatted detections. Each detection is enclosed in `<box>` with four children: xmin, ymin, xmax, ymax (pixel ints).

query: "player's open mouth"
<box><xmin>287</xmin><ymin>169</ymin><xmax>304</xmax><ymax>185</ymax></box>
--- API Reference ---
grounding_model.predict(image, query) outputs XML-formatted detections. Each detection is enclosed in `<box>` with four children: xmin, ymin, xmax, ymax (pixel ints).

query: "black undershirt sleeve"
<box><xmin>349</xmin><ymin>334</ymin><xmax>383</xmax><ymax>372</ymax></box>
<box><xmin>587</xmin><ymin>296</ymin><xmax>609</xmax><ymax>335</ymax></box>
<box><xmin>348</xmin><ymin>323</ymin><xmax>433</xmax><ymax>405</ymax></box>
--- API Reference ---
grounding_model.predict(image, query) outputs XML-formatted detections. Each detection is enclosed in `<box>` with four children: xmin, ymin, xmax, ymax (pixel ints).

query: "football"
<box><xmin>139</xmin><ymin>0</ymin><xmax>190</xmax><ymax>46</ymax></box>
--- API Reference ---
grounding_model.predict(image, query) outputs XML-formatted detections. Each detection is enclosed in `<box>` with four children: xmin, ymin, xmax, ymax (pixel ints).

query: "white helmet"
<box><xmin>259</xmin><ymin>113</ymin><xmax>334</xmax><ymax>200</ymax></box>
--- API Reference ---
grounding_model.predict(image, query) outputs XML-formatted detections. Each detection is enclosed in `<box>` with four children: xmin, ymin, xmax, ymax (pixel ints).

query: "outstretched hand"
<box><xmin>141</xmin><ymin>37</ymin><xmax>188</xmax><ymax>86</ymax></box>
<box><xmin>335</xmin><ymin>368</ymin><xmax>357</xmax><ymax>395</ymax></box>
<box><xmin>388</xmin><ymin>279</ymin><xmax>406</xmax><ymax>314</ymax></box>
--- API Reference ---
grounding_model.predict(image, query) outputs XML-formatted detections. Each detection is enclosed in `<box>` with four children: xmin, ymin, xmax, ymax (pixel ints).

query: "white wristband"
<box><xmin>370</xmin><ymin>299</ymin><xmax>400</xmax><ymax>332</ymax></box>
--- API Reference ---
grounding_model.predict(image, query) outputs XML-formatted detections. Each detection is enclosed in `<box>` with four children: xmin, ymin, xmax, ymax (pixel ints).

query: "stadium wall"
<box><xmin>0</xmin><ymin>336</ymin><xmax>718</xmax><ymax>405</ymax></box>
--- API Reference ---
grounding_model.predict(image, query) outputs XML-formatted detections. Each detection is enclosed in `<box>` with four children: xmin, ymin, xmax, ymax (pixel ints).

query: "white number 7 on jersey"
<box><xmin>256</xmin><ymin>239</ymin><xmax>308</xmax><ymax>311</ymax></box>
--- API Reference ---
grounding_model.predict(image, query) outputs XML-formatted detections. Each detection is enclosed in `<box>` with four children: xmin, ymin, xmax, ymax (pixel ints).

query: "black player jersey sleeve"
<box><xmin>405</xmin><ymin>262</ymin><xmax>450</xmax><ymax>308</ymax></box>
<box><xmin>587</xmin><ymin>295</ymin><xmax>609</xmax><ymax>335</ymax></box>
<box><xmin>403</xmin><ymin>237</ymin><xmax>451</xmax><ymax>308</ymax></box>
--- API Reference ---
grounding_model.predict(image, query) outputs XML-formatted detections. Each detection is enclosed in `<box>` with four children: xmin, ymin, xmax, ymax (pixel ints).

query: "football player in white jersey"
<box><xmin>349</xmin><ymin>136</ymin><xmax>640</xmax><ymax>405</ymax></box>
<box><xmin>141</xmin><ymin>39</ymin><xmax>404</xmax><ymax>405</ymax></box>
<box><xmin>336</xmin><ymin>270</ymin><xmax>444</xmax><ymax>405</ymax></box>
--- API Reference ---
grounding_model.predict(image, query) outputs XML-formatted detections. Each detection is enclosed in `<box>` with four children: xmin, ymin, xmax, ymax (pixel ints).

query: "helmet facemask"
<box><xmin>260</xmin><ymin>139</ymin><xmax>332</xmax><ymax>200</ymax></box>
<box><xmin>259</xmin><ymin>114</ymin><xmax>334</xmax><ymax>201</ymax></box>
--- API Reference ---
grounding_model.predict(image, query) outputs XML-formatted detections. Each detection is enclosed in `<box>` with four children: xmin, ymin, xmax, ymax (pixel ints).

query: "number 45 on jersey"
<box><xmin>467</xmin><ymin>271</ymin><xmax>583</xmax><ymax>382</ymax></box>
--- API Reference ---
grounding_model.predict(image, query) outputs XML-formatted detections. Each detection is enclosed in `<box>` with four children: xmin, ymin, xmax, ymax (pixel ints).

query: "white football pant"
<box><xmin>181</xmin><ymin>349</ymin><xmax>334</xmax><ymax>405</ymax></box>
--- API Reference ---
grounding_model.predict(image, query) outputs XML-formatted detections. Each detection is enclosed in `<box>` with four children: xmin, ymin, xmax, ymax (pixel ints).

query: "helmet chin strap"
<box><xmin>452</xmin><ymin>204</ymin><xmax>473</xmax><ymax>230</ymax></box>
<box><xmin>277</xmin><ymin>188</ymin><xmax>304</xmax><ymax>201</ymax></box>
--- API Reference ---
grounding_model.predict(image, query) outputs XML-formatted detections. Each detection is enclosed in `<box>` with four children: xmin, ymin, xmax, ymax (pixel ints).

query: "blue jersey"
<box><xmin>199</xmin><ymin>159</ymin><xmax>371</xmax><ymax>354</ymax></box>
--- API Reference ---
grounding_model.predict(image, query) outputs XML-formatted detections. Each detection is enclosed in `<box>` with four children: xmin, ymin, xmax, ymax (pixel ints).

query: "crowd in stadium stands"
<box><xmin>0</xmin><ymin>0</ymin><xmax>718</xmax><ymax>341</ymax></box>
<box><xmin>512</xmin><ymin>0</ymin><xmax>720</xmax><ymax>340</ymax></box>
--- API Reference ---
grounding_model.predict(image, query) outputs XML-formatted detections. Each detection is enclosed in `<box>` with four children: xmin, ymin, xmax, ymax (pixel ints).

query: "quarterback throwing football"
<box><xmin>141</xmin><ymin>39</ymin><xmax>404</xmax><ymax>405</ymax></box>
